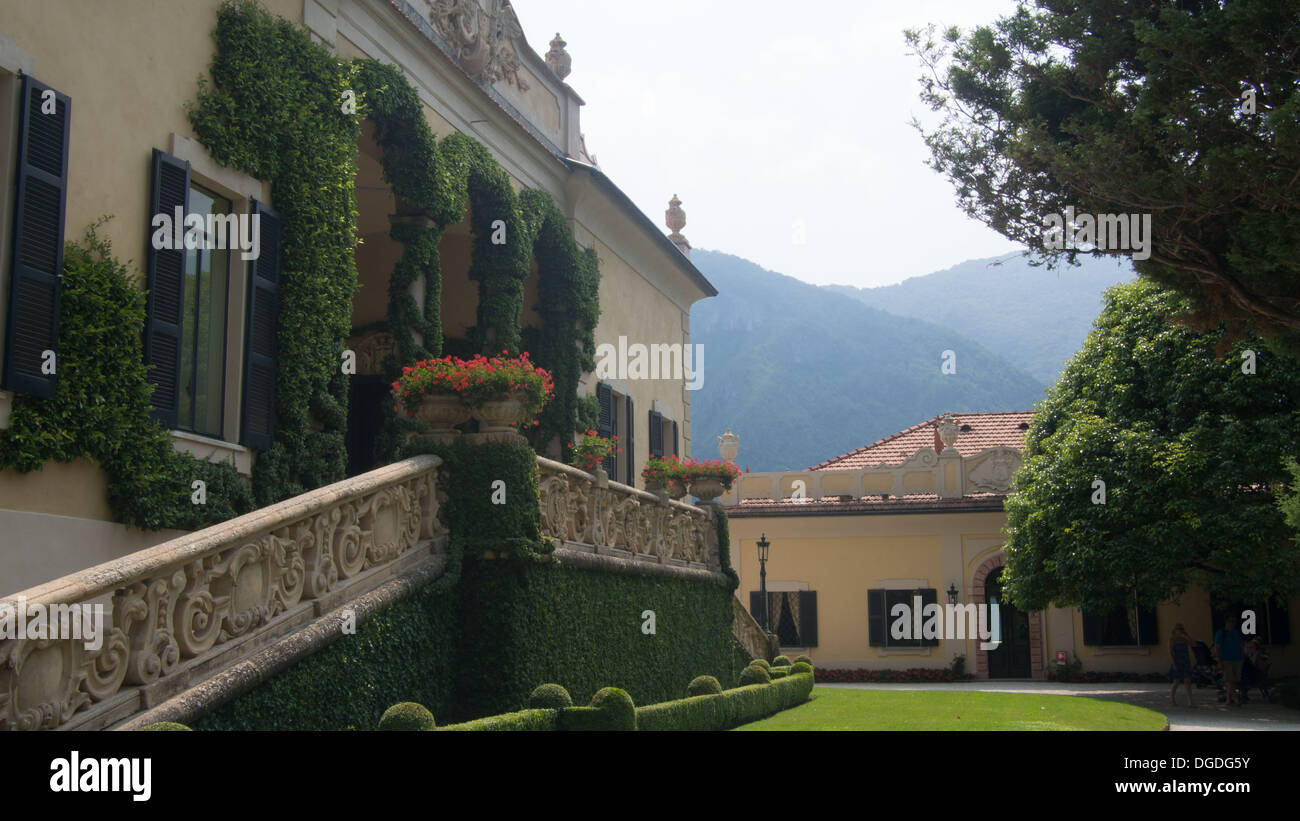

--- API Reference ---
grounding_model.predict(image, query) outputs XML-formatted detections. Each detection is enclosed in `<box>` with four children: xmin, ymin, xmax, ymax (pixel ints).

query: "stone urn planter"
<box><xmin>688</xmin><ymin>478</ymin><xmax>726</xmax><ymax>503</ymax></box>
<box><xmin>469</xmin><ymin>392</ymin><xmax>530</xmax><ymax>443</ymax></box>
<box><xmin>410</xmin><ymin>393</ymin><xmax>471</xmax><ymax>444</ymax></box>
<box><xmin>666</xmin><ymin>480</ymin><xmax>688</xmax><ymax>500</ymax></box>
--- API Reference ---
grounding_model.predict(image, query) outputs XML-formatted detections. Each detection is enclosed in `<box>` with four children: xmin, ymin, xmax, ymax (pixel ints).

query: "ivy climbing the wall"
<box><xmin>0</xmin><ymin>222</ymin><xmax>253</xmax><ymax>530</ymax></box>
<box><xmin>189</xmin><ymin>0</ymin><xmax>601</xmax><ymax>502</ymax></box>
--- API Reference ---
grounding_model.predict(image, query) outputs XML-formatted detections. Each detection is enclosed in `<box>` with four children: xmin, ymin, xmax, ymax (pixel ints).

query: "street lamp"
<box><xmin>947</xmin><ymin>583</ymin><xmax>960</xmax><ymax>605</ymax></box>
<box><xmin>757</xmin><ymin>533</ymin><xmax>771</xmax><ymax>633</ymax></box>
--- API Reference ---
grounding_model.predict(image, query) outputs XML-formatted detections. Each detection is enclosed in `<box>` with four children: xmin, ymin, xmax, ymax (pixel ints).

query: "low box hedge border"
<box><xmin>381</xmin><ymin>673</ymin><xmax>814</xmax><ymax>731</ymax></box>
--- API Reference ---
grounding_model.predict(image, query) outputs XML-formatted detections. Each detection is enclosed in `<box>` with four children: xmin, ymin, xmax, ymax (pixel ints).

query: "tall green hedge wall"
<box><xmin>191</xmin><ymin>442</ymin><xmax>748</xmax><ymax>728</ymax></box>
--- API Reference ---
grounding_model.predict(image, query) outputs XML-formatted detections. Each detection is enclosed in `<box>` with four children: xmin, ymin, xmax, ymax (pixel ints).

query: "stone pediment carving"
<box><xmin>429</xmin><ymin>0</ymin><xmax>530</xmax><ymax>90</ymax></box>
<box><xmin>348</xmin><ymin>330</ymin><xmax>396</xmax><ymax>375</ymax></box>
<box><xmin>900</xmin><ymin>446</ymin><xmax>939</xmax><ymax>469</ymax></box>
<box><xmin>965</xmin><ymin>447</ymin><xmax>1023</xmax><ymax>493</ymax></box>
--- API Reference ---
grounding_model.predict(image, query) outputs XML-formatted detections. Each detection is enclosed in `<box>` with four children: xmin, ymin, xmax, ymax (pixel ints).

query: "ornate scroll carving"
<box><xmin>429</xmin><ymin>0</ymin><xmax>529</xmax><ymax>89</ymax></box>
<box><xmin>536</xmin><ymin>458</ymin><xmax>717</xmax><ymax>571</ymax></box>
<box><xmin>0</xmin><ymin>457</ymin><xmax>445</xmax><ymax>731</ymax></box>
<box><xmin>966</xmin><ymin>447</ymin><xmax>1023</xmax><ymax>493</ymax></box>
<box><xmin>346</xmin><ymin>330</ymin><xmax>396</xmax><ymax>375</ymax></box>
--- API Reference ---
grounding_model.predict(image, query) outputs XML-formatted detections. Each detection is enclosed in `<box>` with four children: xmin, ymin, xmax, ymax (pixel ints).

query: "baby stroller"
<box><xmin>1190</xmin><ymin>641</ymin><xmax>1221</xmax><ymax>690</ymax></box>
<box><xmin>1239</xmin><ymin>641</ymin><xmax>1271</xmax><ymax>703</ymax></box>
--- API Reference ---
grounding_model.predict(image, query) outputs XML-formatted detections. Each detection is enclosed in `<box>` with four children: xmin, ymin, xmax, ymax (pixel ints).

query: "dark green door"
<box><xmin>986</xmin><ymin>568</ymin><xmax>1031</xmax><ymax>678</ymax></box>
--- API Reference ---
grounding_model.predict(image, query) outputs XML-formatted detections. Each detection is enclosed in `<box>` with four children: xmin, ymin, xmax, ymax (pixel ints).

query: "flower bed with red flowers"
<box><xmin>1045</xmin><ymin>670</ymin><xmax>1168</xmax><ymax>683</ymax></box>
<box><xmin>814</xmin><ymin>668</ymin><xmax>974</xmax><ymax>683</ymax></box>
<box><xmin>390</xmin><ymin>351</ymin><xmax>555</xmax><ymax>423</ymax></box>
<box><xmin>570</xmin><ymin>430</ymin><xmax>620</xmax><ymax>472</ymax></box>
<box><xmin>671</xmin><ymin>457</ymin><xmax>743</xmax><ymax>489</ymax></box>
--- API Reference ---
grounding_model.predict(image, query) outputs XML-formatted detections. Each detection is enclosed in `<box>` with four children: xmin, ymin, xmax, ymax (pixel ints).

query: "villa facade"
<box><xmin>722</xmin><ymin>412</ymin><xmax>1299</xmax><ymax>679</ymax></box>
<box><xmin>0</xmin><ymin>0</ymin><xmax>714</xmax><ymax>595</ymax></box>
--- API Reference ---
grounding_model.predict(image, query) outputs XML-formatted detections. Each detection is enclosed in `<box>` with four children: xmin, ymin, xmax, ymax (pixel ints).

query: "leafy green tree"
<box><xmin>907</xmin><ymin>1</ymin><xmax>1300</xmax><ymax>354</ymax></box>
<box><xmin>1002</xmin><ymin>281</ymin><xmax>1300</xmax><ymax>612</ymax></box>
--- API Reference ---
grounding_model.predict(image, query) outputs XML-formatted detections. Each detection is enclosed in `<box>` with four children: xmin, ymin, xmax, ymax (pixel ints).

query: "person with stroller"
<box><xmin>1214</xmin><ymin>614</ymin><xmax>1245</xmax><ymax>706</ymax></box>
<box><xmin>1168</xmin><ymin>623</ymin><xmax>1195</xmax><ymax>707</ymax></box>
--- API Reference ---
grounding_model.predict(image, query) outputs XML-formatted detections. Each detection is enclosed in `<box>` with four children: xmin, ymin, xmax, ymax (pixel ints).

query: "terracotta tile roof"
<box><xmin>807</xmin><ymin>411</ymin><xmax>1035</xmax><ymax>471</ymax></box>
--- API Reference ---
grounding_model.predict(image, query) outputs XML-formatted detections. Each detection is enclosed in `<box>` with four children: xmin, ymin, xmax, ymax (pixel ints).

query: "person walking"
<box><xmin>1214</xmin><ymin>614</ymin><xmax>1245</xmax><ymax>706</ymax></box>
<box><xmin>1168</xmin><ymin>623</ymin><xmax>1195</xmax><ymax>707</ymax></box>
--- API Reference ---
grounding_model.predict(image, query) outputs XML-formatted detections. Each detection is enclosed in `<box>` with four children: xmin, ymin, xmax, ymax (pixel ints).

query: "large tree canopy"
<box><xmin>908</xmin><ymin>0</ymin><xmax>1300</xmax><ymax>354</ymax></box>
<box><xmin>1001</xmin><ymin>280</ymin><xmax>1300</xmax><ymax>612</ymax></box>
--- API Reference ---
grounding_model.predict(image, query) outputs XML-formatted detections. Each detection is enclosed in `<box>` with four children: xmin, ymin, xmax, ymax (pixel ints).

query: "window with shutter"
<box><xmin>867</xmin><ymin>589</ymin><xmax>886</xmax><ymax>646</ymax></box>
<box><xmin>596</xmin><ymin>382</ymin><xmax>614</xmax><ymax>475</ymax></box>
<box><xmin>648</xmin><ymin>409</ymin><xmax>662</xmax><ymax>457</ymax></box>
<box><xmin>144</xmin><ymin>149</ymin><xmax>190</xmax><ymax>427</ymax></box>
<box><xmin>624</xmin><ymin>395</ymin><xmax>634</xmax><ymax>484</ymax></box>
<box><xmin>239</xmin><ymin>199</ymin><xmax>281</xmax><ymax>450</ymax></box>
<box><xmin>3</xmin><ymin>76</ymin><xmax>70</xmax><ymax>400</ymax></box>
<box><xmin>671</xmin><ymin>419</ymin><xmax>678</xmax><ymax>457</ymax></box>
<box><xmin>798</xmin><ymin>590</ymin><xmax>818</xmax><ymax>647</ymax></box>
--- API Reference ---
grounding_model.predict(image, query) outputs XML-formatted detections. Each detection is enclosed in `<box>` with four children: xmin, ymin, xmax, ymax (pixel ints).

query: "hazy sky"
<box><xmin>513</xmin><ymin>0</ymin><xmax>1026</xmax><ymax>289</ymax></box>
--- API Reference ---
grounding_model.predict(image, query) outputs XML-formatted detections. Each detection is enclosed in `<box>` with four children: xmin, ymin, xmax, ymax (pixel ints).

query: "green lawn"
<box><xmin>733</xmin><ymin>687</ymin><xmax>1168</xmax><ymax>731</ymax></box>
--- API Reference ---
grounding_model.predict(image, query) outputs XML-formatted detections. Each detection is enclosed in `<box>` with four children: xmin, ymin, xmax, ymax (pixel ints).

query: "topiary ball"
<box><xmin>687</xmin><ymin>675</ymin><xmax>723</xmax><ymax>697</ymax></box>
<box><xmin>590</xmin><ymin>687</ymin><xmax>636</xmax><ymax>730</ymax></box>
<box><xmin>740</xmin><ymin>664</ymin><xmax>772</xmax><ymax>686</ymax></box>
<box><xmin>791</xmin><ymin>661</ymin><xmax>814</xmax><ymax>676</ymax></box>
<box><xmin>529</xmin><ymin>683</ymin><xmax>574</xmax><ymax>709</ymax></box>
<box><xmin>794</xmin><ymin>655</ymin><xmax>814</xmax><ymax>667</ymax></box>
<box><xmin>750</xmin><ymin>658</ymin><xmax>772</xmax><ymax>671</ymax></box>
<box><xmin>139</xmin><ymin>722</ymin><xmax>191</xmax><ymax>731</ymax></box>
<box><xmin>378</xmin><ymin>702</ymin><xmax>437</xmax><ymax>731</ymax></box>
<box><xmin>773</xmin><ymin>655</ymin><xmax>792</xmax><ymax>666</ymax></box>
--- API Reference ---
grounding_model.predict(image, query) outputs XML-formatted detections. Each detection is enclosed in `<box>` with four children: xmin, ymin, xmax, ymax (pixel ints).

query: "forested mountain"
<box><xmin>689</xmin><ymin>250</ymin><xmax>1050</xmax><ymax>471</ymax></box>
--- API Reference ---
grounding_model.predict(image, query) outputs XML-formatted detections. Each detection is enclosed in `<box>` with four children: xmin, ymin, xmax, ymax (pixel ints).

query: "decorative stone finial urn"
<box><xmin>717</xmin><ymin>428</ymin><xmax>739</xmax><ymax>462</ymax></box>
<box><xmin>666</xmin><ymin>195</ymin><xmax>691</xmax><ymax>257</ymax></box>
<box><xmin>545</xmin><ymin>32</ymin><xmax>571</xmax><ymax>79</ymax></box>
<box><xmin>937</xmin><ymin>414</ymin><xmax>960</xmax><ymax>451</ymax></box>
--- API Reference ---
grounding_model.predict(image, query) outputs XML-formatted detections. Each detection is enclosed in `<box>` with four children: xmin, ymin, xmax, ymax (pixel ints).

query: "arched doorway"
<box><xmin>985</xmin><ymin>567</ymin><xmax>1031</xmax><ymax>678</ymax></box>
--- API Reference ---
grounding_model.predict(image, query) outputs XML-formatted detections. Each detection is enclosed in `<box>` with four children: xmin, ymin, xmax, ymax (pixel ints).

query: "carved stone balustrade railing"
<box><xmin>536</xmin><ymin>457</ymin><xmax>719</xmax><ymax>572</ymax></box>
<box><xmin>720</xmin><ymin>446</ymin><xmax>1024</xmax><ymax>506</ymax></box>
<box><xmin>0</xmin><ymin>455</ymin><xmax>447</xmax><ymax>731</ymax></box>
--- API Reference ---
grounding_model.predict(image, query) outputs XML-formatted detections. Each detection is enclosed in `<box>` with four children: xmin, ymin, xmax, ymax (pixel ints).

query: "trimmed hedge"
<box><xmin>558</xmin><ymin>687</ymin><xmax>637</xmax><ymax>731</ymax></box>
<box><xmin>379</xmin><ymin>702</ymin><xmax>437</xmax><ymax>731</ymax></box>
<box><xmin>438</xmin><ymin>709</ymin><xmax>559</xmax><ymax>731</ymax></box>
<box><xmin>750</xmin><ymin>658</ymin><xmax>771</xmax><ymax>671</ymax></box>
<box><xmin>529</xmin><ymin>683</ymin><xmax>573</xmax><ymax>709</ymax></box>
<box><xmin>687</xmin><ymin>675</ymin><xmax>723</xmax><ymax>697</ymax></box>
<box><xmin>139</xmin><ymin>722</ymin><xmax>192</xmax><ymax>731</ymax></box>
<box><xmin>773</xmin><ymin>655</ymin><xmax>792</xmax><ymax>667</ymax></box>
<box><xmin>768</xmin><ymin>667</ymin><xmax>790</xmax><ymax>679</ymax></box>
<box><xmin>740</xmin><ymin>665</ymin><xmax>771</xmax><ymax>686</ymax></box>
<box><xmin>636</xmin><ymin>672</ymin><xmax>815</xmax><ymax>731</ymax></box>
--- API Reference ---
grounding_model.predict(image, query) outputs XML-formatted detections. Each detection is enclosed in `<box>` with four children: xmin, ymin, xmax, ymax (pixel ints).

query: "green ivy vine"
<box><xmin>189</xmin><ymin>0</ymin><xmax>600</xmax><ymax>504</ymax></box>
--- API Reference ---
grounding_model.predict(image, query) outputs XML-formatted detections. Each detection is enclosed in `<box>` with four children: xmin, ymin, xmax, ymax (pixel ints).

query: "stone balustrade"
<box><xmin>0</xmin><ymin>455</ymin><xmax>447</xmax><ymax>731</ymax></box>
<box><xmin>721</xmin><ymin>445</ymin><xmax>1024</xmax><ymax>505</ymax></box>
<box><xmin>536</xmin><ymin>457</ymin><xmax>720</xmax><ymax>571</ymax></box>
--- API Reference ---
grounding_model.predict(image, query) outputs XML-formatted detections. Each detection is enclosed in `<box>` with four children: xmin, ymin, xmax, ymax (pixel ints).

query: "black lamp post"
<box><xmin>947</xmin><ymin>583</ymin><xmax>960</xmax><ymax>605</ymax></box>
<box><xmin>757</xmin><ymin>533</ymin><xmax>771</xmax><ymax>633</ymax></box>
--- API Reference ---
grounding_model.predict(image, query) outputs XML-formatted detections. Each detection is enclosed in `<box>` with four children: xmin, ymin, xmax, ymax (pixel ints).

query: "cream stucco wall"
<box><xmin>727</xmin><ymin>508</ymin><xmax>1300</xmax><ymax>677</ymax></box>
<box><xmin>0</xmin><ymin>1</ymin><xmax>715</xmax><ymax>594</ymax></box>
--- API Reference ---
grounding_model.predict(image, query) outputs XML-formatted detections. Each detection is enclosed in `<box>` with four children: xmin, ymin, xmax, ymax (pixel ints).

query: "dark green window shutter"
<box><xmin>868</xmin><ymin>589</ymin><xmax>886</xmax><ymax>646</ymax></box>
<box><xmin>3</xmin><ymin>76</ymin><xmax>70</xmax><ymax>399</ymax></box>
<box><xmin>596</xmin><ymin>383</ymin><xmax>614</xmax><ymax>475</ymax></box>
<box><xmin>921</xmin><ymin>588</ymin><xmax>940</xmax><ymax>646</ymax></box>
<box><xmin>624</xmin><ymin>395</ymin><xmax>634</xmax><ymax>484</ymax></box>
<box><xmin>1137</xmin><ymin>605</ymin><xmax>1159</xmax><ymax>646</ymax></box>
<box><xmin>1082</xmin><ymin>611</ymin><xmax>1103</xmax><ymax>645</ymax></box>
<box><xmin>648</xmin><ymin>409</ymin><xmax>662</xmax><ymax>457</ymax></box>
<box><xmin>798</xmin><ymin>590</ymin><xmax>818</xmax><ymax>647</ymax></box>
<box><xmin>671</xmin><ymin>420</ymin><xmax>679</xmax><ymax>457</ymax></box>
<box><xmin>143</xmin><ymin>148</ymin><xmax>189</xmax><ymax>427</ymax></box>
<box><xmin>239</xmin><ymin>198</ymin><xmax>281</xmax><ymax>450</ymax></box>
